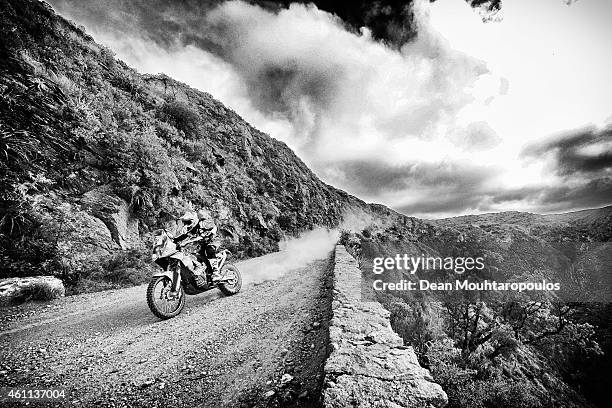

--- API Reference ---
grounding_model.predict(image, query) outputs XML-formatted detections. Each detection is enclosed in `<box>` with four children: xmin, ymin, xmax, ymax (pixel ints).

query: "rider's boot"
<box><xmin>194</xmin><ymin>262</ymin><xmax>207</xmax><ymax>287</ymax></box>
<box><xmin>210</xmin><ymin>258</ymin><xmax>222</xmax><ymax>282</ymax></box>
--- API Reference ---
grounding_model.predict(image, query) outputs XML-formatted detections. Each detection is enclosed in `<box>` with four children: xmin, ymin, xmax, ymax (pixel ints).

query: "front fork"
<box><xmin>171</xmin><ymin>267</ymin><xmax>182</xmax><ymax>293</ymax></box>
<box><xmin>163</xmin><ymin>263</ymin><xmax>182</xmax><ymax>298</ymax></box>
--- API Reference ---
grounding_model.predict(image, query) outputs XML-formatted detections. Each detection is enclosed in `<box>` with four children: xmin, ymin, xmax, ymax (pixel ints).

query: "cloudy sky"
<box><xmin>49</xmin><ymin>0</ymin><xmax>612</xmax><ymax>218</ymax></box>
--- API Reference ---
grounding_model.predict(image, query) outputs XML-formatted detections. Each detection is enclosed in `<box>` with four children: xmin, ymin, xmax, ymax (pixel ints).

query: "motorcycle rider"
<box><xmin>174</xmin><ymin>210</ymin><xmax>222</xmax><ymax>284</ymax></box>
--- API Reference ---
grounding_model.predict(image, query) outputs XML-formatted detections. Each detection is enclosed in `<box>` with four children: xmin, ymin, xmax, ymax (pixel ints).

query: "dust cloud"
<box><xmin>239</xmin><ymin>228</ymin><xmax>339</xmax><ymax>285</ymax></box>
<box><xmin>237</xmin><ymin>207</ymin><xmax>389</xmax><ymax>284</ymax></box>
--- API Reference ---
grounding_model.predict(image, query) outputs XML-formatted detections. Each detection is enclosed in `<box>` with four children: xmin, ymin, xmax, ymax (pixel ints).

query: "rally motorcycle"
<box><xmin>147</xmin><ymin>228</ymin><xmax>242</xmax><ymax>319</ymax></box>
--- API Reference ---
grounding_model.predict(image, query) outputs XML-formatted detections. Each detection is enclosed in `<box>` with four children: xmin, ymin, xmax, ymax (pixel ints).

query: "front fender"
<box><xmin>151</xmin><ymin>268</ymin><xmax>182</xmax><ymax>293</ymax></box>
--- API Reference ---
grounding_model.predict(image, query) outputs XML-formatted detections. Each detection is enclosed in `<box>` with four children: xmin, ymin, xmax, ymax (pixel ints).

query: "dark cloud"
<box><xmin>398</xmin><ymin>190</ymin><xmax>492</xmax><ymax>216</ymax></box>
<box><xmin>522</xmin><ymin>126</ymin><xmax>612</xmax><ymax>176</ymax></box>
<box><xmin>250</xmin><ymin>1</ymin><xmax>419</xmax><ymax>46</ymax></box>
<box><xmin>397</xmin><ymin>176</ymin><xmax>612</xmax><ymax>217</ymax></box>
<box><xmin>333</xmin><ymin>159</ymin><xmax>503</xmax><ymax>216</ymax></box>
<box><xmin>335</xmin><ymin>160</ymin><xmax>493</xmax><ymax>196</ymax></box>
<box><xmin>490</xmin><ymin>177</ymin><xmax>612</xmax><ymax>213</ymax></box>
<box><xmin>257</xmin><ymin>1</ymin><xmax>502</xmax><ymax>45</ymax></box>
<box><xmin>335</xmin><ymin>156</ymin><xmax>610</xmax><ymax>216</ymax></box>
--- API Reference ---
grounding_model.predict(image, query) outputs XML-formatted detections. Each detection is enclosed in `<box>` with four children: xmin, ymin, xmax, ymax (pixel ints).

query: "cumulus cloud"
<box><xmin>48</xmin><ymin>0</ymin><xmax>612</xmax><ymax>217</ymax></box>
<box><xmin>201</xmin><ymin>0</ymin><xmax>493</xmax><ymax>154</ymax></box>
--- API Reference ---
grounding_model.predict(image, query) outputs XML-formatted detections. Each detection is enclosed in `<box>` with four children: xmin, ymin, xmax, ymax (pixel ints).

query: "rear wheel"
<box><xmin>146</xmin><ymin>276</ymin><xmax>185</xmax><ymax>319</ymax></box>
<box><xmin>218</xmin><ymin>264</ymin><xmax>242</xmax><ymax>296</ymax></box>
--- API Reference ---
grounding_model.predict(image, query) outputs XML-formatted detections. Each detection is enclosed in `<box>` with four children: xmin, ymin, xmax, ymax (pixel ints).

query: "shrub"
<box><xmin>277</xmin><ymin>213</ymin><xmax>297</xmax><ymax>232</ymax></box>
<box><xmin>77</xmin><ymin>249</ymin><xmax>152</xmax><ymax>291</ymax></box>
<box><xmin>183</xmin><ymin>140</ymin><xmax>213</xmax><ymax>164</ymax></box>
<box><xmin>158</xmin><ymin>99</ymin><xmax>200</xmax><ymax>136</ymax></box>
<box><xmin>22</xmin><ymin>278</ymin><xmax>64</xmax><ymax>301</ymax></box>
<box><xmin>338</xmin><ymin>229</ymin><xmax>351</xmax><ymax>246</ymax></box>
<box><xmin>110</xmin><ymin>71</ymin><xmax>142</xmax><ymax>96</ymax></box>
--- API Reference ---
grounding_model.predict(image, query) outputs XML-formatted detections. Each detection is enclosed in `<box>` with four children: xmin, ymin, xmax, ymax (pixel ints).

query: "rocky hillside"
<box><xmin>0</xmin><ymin>0</ymin><xmax>399</xmax><ymax>293</ymax></box>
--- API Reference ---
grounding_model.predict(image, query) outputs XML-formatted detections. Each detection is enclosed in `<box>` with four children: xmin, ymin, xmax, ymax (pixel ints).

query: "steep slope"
<box><xmin>0</xmin><ymin>0</ymin><xmax>391</xmax><ymax>292</ymax></box>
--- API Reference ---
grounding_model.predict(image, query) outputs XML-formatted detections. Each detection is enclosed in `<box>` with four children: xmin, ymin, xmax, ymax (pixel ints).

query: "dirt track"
<box><xmin>0</xmin><ymin>251</ymin><xmax>334</xmax><ymax>407</ymax></box>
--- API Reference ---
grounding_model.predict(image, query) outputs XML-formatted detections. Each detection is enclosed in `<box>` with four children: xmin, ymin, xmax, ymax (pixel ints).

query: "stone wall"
<box><xmin>323</xmin><ymin>245</ymin><xmax>447</xmax><ymax>408</ymax></box>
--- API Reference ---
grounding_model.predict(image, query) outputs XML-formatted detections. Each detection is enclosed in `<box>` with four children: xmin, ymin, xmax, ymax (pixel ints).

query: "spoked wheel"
<box><xmin>218</xmin><ymin>264</ymin><xmax>242</xmax><ymax>296</ymax></box>
<box><xmin>146</xmin><ymin>276</ymin><xmax>185</xmax><ymax>319</ymax></box>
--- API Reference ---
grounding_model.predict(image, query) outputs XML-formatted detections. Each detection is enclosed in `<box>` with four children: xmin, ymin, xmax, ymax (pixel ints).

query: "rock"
<box><xmin>0</xmin><ymin>276</ymin><xmax>65</xmax><ymax>305</ymax></box>
<box><xmin>264</xmin><ymin>390</ymin><xmax>275</xmax><ymax>398</ymax></box>
<box><xmin>81</xmin><ymin>185</ymin><xmax>140</xmax><ymax>250</ymax></box>
<box><xmin>31</xmin><ymin>194</ymin><xmax>115</xmax><ymax>272</ymax></box>
<box><xmin>280</xmin><ymin>373</ymin><xmax>294</xmax><ymax>385</ymax></box>
<box><xmin>312</xmin><ymin>321</ymin><xmax>321</xmax><ymax>329</ymax></box>
<box><xmin>325</xmin><ymin>373</ymin><xmax>448</xmax><ymax>408</ymax></box>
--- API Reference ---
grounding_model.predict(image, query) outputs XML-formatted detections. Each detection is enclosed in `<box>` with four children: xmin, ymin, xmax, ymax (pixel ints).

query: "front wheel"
<box><xmin>218</xmin><ymin>264</ymin><xmax>242</xmax><ymax>296</ymax></box>
<box><xmin>146</xmin><ymin>276</ymin><xmax>185</xmax><ymax>319</ymax></box>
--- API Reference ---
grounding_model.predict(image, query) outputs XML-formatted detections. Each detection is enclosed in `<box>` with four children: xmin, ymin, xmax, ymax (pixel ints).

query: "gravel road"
<box><xmin>0</xmin><ymin>251</ymin><xmax>334</xmax><ymax>407</ymax></box>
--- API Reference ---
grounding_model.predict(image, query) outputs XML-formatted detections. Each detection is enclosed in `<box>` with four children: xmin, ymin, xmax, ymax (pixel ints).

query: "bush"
<box><xmin>183</xmin><ymin>140</ymin><xmax>213</xmax><ymax>164</ymax></box>
<box><xmin>158</xmin><ymin>99</ymin><xmax>200</xmax><ymax>136</ymax></box>
<box><xmin>277</xmin><ymin>213</ymin><xmax>297</xmax><ymax>232</ymax></box>
<box><xmin>75</xmin><ymin>249</ymin><xmax>152</xmax><ymax>291</ymax></box>
<box><xmin>338</xmin><ymin>229</ymin><xmax>351</xmax><ymax>246</ymax></box>
<box><xmin>22</xmin><ymin>279</ymin><xmax>64</xmax><ymax>301</ymax></box>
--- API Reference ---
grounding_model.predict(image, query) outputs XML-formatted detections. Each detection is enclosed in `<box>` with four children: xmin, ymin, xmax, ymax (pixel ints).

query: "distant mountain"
<box><xmin>429</xmin><ymin>206</ymin><xmax>612</xmax><ymax>302</ymax></box>
<box><xmin>433</xmin><ymin>206</ymin><xmax>612</xmax><ymax>243</ymax></box>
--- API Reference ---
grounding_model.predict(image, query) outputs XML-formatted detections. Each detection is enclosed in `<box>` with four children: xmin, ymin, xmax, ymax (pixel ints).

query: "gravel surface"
<box><xmin>0</xmin><ymin>252</ymin><xmax>334</xmax><ymax>407</ymax></box>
